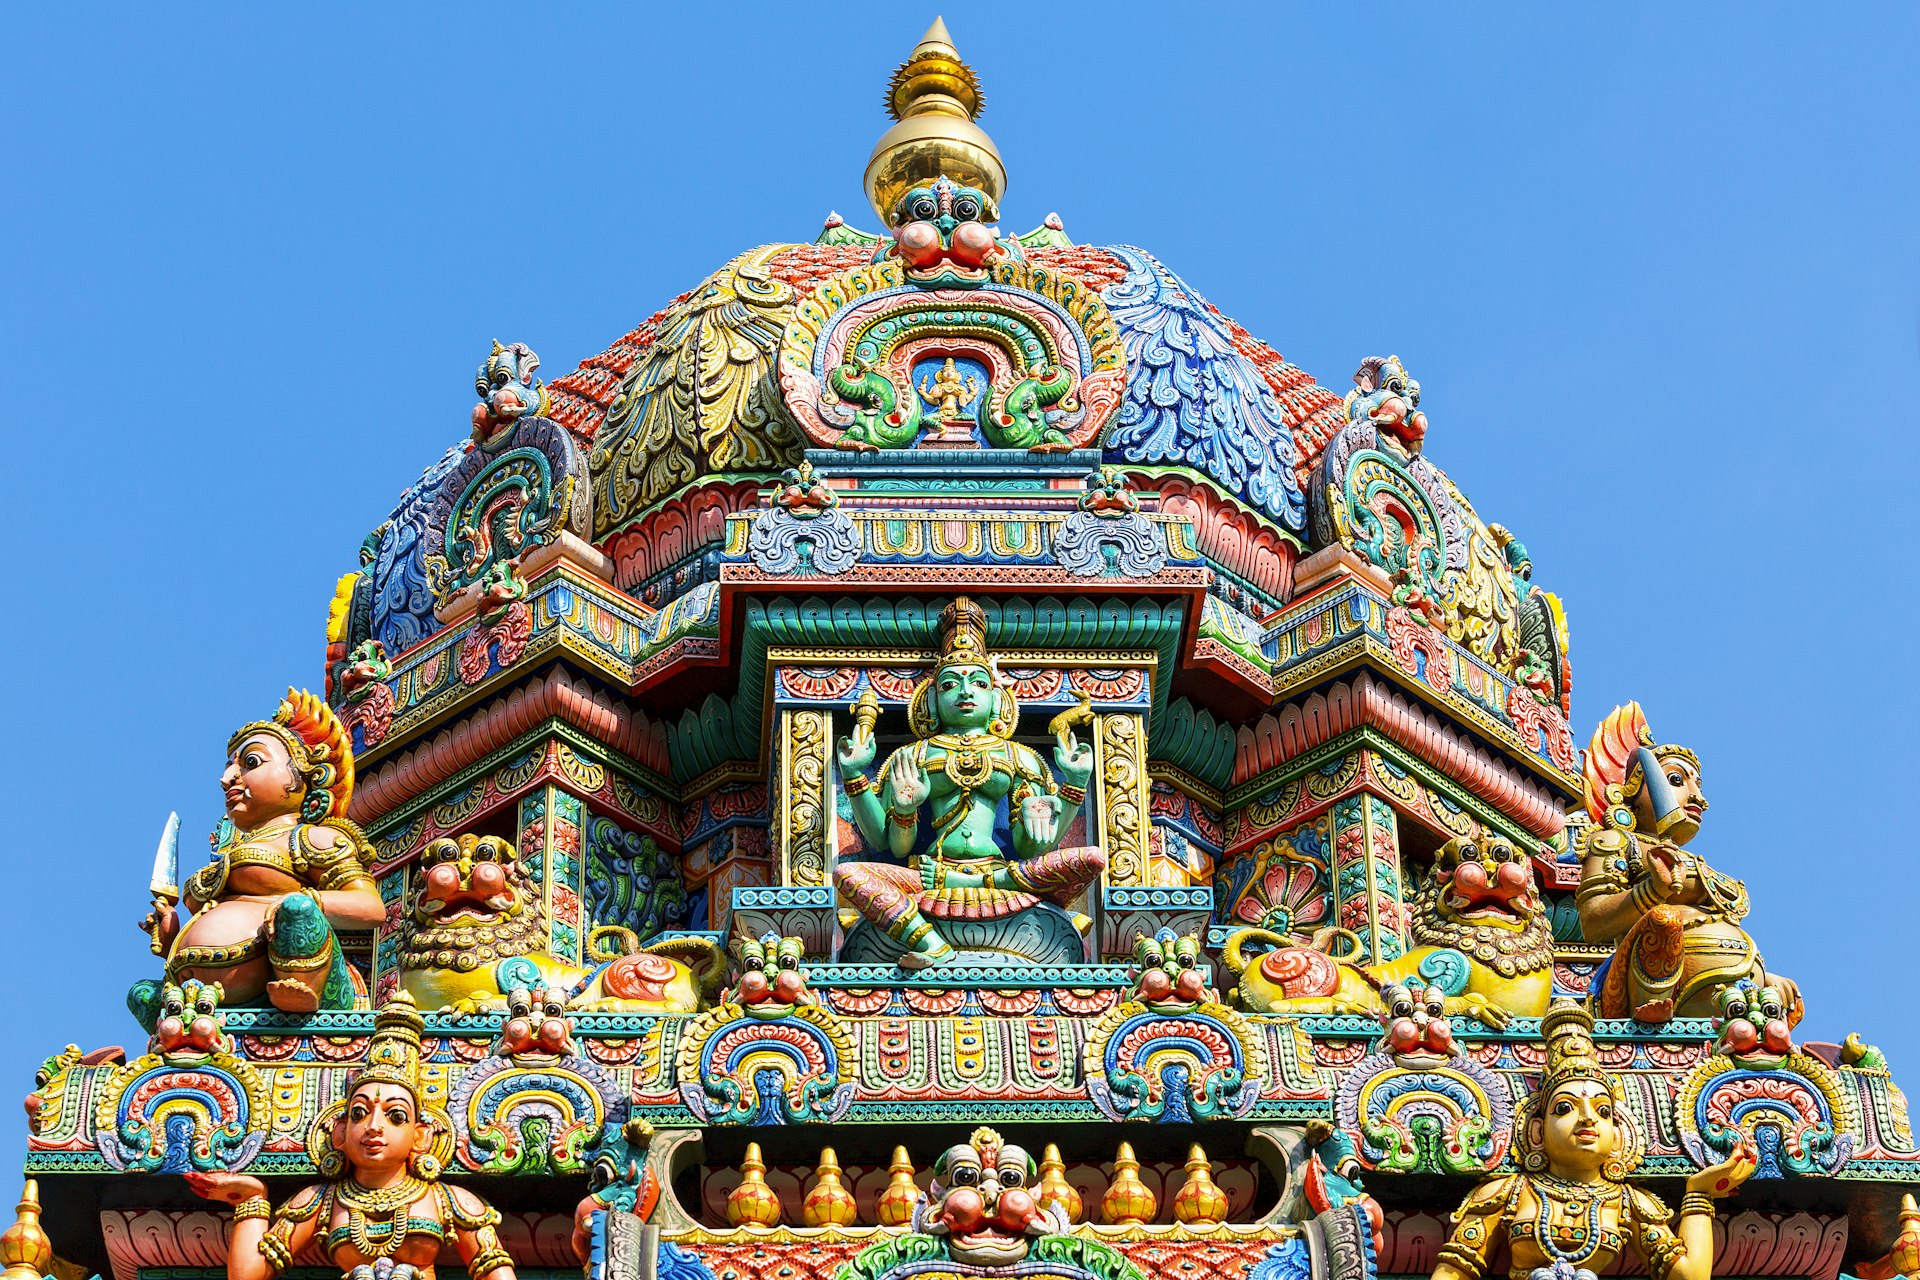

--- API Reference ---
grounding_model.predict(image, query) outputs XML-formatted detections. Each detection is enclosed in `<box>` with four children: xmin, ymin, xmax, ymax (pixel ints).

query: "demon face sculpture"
<box><xmin>472</xmin><ymin>340</ymin><xmax>551</xmax><ymax>444</ymax></box>
<box><xmin>726</xmin><ymin>932</ymin><xmax>815</xmax><ymax>1013</ymax></box>
<box><xmin>1712</xmin><ymin>980</ymin><xmax>1796</xmax><ymax>1069</ymax></box>
<box><xmin>494</xmin><ymin>986</ymin><xmax>577</xmax><ymax>1061</ymax></box>
<box><xmin>399</xmin><ymin>834</ymin><xmax>570</xmax><ymax>1014</ymax></box>
<box><xmin>148</xmin><ymin>979</ymin><xmax>233</xmax><ymax>1064</ymax></box>
<box><xmin>913</xmin><ymin>1126</ymin><xmax>1067</xmax><ymax>1266</ymax></box>
<box><xmin>1375</xmin><ymin>981</ymin><xmax>1456</xmax><ymax>1068</ymax></box>
<box><xmin>1343</xmin><ymin>354</ymin><xmax>1428</xmax><ymax>454</ymax></box>
<box><xmin>885</xmin><ymin>175</ymin><xmax>1007</xmax><ymax>284</ymax></box>
<box><xmin>1131</xmin><ymin>928</ymin><xmax>1218</xmax><ymax>1010</ymax></box>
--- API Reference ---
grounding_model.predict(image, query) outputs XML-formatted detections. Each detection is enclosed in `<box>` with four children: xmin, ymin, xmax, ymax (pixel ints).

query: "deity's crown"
<box><xmin>226</xmin><ymin>687</ymin><xmax>355</xmax><ymax>822</ymax></box>
<box><xmin>1539</xmin><ymin>1000</ymin><xmax>1609</xmax><ymax>1095</ymax></box>
<box><xmin>936</xmin><ymin>596</ymin><xmax>992</xmax><ymax>671</ymax></box>
<box><xmin>1583</xmin><ymin>701</ymin><xmax>1697</xmax><ymax>827</ymax></box>
<box><xmin>354</xmin><ymin>991</ymin><xmax>426</xmax><ymax>1098</ymax></box>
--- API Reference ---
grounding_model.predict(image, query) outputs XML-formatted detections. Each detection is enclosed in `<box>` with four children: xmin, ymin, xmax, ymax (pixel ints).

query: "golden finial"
<box><xmin>0</xmin><ymin>1181</ymin><xmax>53</xmax><ymax>1280</ymax></box>
<box><xmin>1037</xmin><ymin>1142</ymin><xmax>1082</xmax><ymax>1224</ymax></box>
<box><xmin>1101</xmin><ymin>1141</ymin><xmax>1156</xmax><ymax>1226</ymax></box>
<box><xmin>802</xmin><ymin>1147</ymin><xmax>859</xmax><ymax>1227</ymax></box>
<box><xmin>864</xmin><ymin>18</ymin><xmax>1007</xmax><ymax>221</ymax></box>
<box><xmin>727</xmin><ymin>1142</ymin><xmax>783</xmax><ymax>1227</ymax></box>
<box><xmin>876</xmin><ymin>1145</ymin><xmax>922</xmax><ymax>1227</ymax></box>
<box><xmin>1171</xmin><ymin>1144</ymin><xmax>1228</xmax><ymax>1227</ymax></box>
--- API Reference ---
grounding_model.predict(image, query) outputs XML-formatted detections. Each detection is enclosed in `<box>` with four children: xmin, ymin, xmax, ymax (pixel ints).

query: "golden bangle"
<box><xmin>1058</xmin><ymin>783</ymin><xmax>1086</xmax><ymax>805</ymax></box>
<box><xmin>890</xmin><ymin>809</ymin><xmax>917</xmax><ymax>827</ymax></box>
<box><xmin>468</xmin><ymin>1247</ymin><xmax>514</xmax><ymax>1277</ymax></box>
<box><xmin>233</xmin><ymin>1195</ymin><xmax>272</xmax><ymax>1221</ymax></box>
<box><xmin>843</xmin><ymin>772</ymin><xmax>873</xmax><ymax>796</ymax></box>
<box><xmin>257</xmin><ymin>1233</ymin><xmax>293</xmax><ymax>1272</ymax></box>
<box><xmin>1680</xmin><ymin>1191</ymin><xmax>1716</xmax><ymax>1215</ymax></box>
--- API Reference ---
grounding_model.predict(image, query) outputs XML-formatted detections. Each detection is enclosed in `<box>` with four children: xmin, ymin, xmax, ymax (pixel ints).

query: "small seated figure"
<box><xmin>186</xmin><ymin>992</ymin><xmax>515</xmax><ymax>1280</ymax></box>
<box><xmin>1578</xmin><ymin>703</ymin><xmax>1800</xmax><ymax>1025</ymax></box>
<box><xmin>134</xmin><ymin>691</ymin><xmax>383</xmax><ymax>1026</ymax></box>
<box><xmin>834</xmin><ymin>598</ymin><xmax>1104</xmax><ymax>967</ymax></box>
<box><xmin>1431</xmin><ymin>1001</ymin><xmax>1754</xmax><ymax>1280</ymax></box>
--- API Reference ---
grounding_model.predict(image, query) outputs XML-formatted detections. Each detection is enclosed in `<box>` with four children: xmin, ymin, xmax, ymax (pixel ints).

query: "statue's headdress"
<box><xmin>1583</xmin><ymin>701</ymin><xmax>1699</xmax><ymax>833</ymax></box>
<box><xmin>1516</xmin><ymin>1001</ymin><xmax>1641</xmax><ymax>1179</ymax></box>
<box><xmin>909</xmin><ymin>597</ymin><xmax>1017</xmax><ymax>738</ymax></box>
<box><xmin>309</xmin><ymin>992</ymin><xmax>452</xmax><ymax>1180</ymax></box>
<box><xmin>227</xmin><ymin>688</ymin><xmax>355</xmax><ymax>824</ymax></box>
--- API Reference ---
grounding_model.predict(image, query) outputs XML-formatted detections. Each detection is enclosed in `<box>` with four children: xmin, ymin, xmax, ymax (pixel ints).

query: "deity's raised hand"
<box><xmin>1686</xmin><ymin>1134</ymin><xmax>1758</xmax><ymax>1197</ymax></box>
<box><xmin>1053</xmin><ymin>733</ymin><xmax>1094</xmax><ymax>787</ymax></box>
<box><xmin>837</xmin><ymin>721</ymin><xmax>876</xmax><ymax>774</ymax></box>
<box><xmin>891</xmin><ymin>754</ymin><xmax>931</xmax><ymax>811</ymax></box>
<box><xmin>139</xmin><ymin>903</ymin><xmax>180</xmax><ymax>953</ymax></box>
<box><xmin>1022</xmin><ymin>793</ymin><xmax>1062</xmax><ymax>846</ymax></box>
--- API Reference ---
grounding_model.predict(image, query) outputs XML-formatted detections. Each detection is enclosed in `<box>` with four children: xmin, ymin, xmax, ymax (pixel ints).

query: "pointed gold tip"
<box><xmin>865</xmin><ymin>17</ymin><xmax>1005</xmax><ymax>220</ymax></box>
<box><xmin>918</xmin><ymin>16</ymin><xmax>954</xmax><ymax>52</ymax></box>
<box><xmin>1188</xmin><ymin>1144</ymin><xmax>1209</xmax><ymax>1164</ymax></box>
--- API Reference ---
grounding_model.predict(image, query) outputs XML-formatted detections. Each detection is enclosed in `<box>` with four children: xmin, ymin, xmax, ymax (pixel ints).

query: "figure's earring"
<box><xmin>317</xmin><ymin>1122</ymin><xmax>348</xmax><ymax>1179</ymax></box>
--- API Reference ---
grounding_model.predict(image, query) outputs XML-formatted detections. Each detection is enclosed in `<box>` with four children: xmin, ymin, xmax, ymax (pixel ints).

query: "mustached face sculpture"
<box><xmin>914</xmin><ymin>1127</ymin><xmax>1066</xmax><ymax>1265</ymax></box>
<box><xmin>887</xmin><ymin>175</ymin><xmax>1005</xmax><ymax>284</ymax></box>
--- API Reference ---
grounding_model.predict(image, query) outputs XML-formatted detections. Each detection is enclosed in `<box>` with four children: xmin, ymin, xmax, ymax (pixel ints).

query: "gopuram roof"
<box><xmin>12</xmin><ymin>20</ymin><xmax>1919</xmax><ymax>1280</ymax></box>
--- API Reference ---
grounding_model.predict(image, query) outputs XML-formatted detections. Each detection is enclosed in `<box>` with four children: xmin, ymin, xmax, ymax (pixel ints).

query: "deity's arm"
<box><xmin>250</xmin><ymin>1185</ymin><xmax>323</xmax><ymax>1280</ymax></box>
<box><xmin>448</xmin><ymin>1184</ymin><xmax>516</xmax><ymax>1280</ymax></box>
<box><xmin>299</xmin><ymin>825</ymin><xmax>387</xmax><ymax>929</ymax></box>
<box><xmin>1429</xmin><ymin>1173</ymin><xmax>1514</xmax><ymax>1280</ymax></box>
<box><xmin>1625</xmin><ymin>1186</ymin><xmax>1698</xmax><ymax>1280</ymax></box>
<box><xmin>1576</xmin><ymin>830</ymin><xmax>1655</xmax><ymax>941</ymax></box>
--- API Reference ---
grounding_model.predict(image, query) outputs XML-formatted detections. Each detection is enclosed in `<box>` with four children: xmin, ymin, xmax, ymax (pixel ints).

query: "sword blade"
<box><xmin>149</xmin><ymin>811</ymin><xmax>180</xmax><ymax>900</ymax></box>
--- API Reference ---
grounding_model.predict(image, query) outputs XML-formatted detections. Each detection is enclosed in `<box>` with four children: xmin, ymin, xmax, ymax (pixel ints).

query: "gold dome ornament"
<box><xmin>864</xmin><ymin>18</ymin><xmax>1007</xmax><ymax>222</ymax></box>
<box><xmin>1036</xmin><ymin>1143</ymin><xmax>1082</xmax><ymax>1224</ymax></box>
<box><xmin>0</xmin><ymin>1182</ymin><xmax>53</xmax><ymax>1280</ymax></box>
<box><xmin>1101</xmin><ymin>1142</ymin><xmax>1157</xmax><ymax>1225</ymax></box>
<box><xmin>802</xmin><ymin>1147</ymin><xmax>859</xmax><ymax>1227</ymax></box>
<box><xmin>1171</xmin><ymin>1145</ymin><xmax>1228</xmax><ymax>1227</ymax></box>
<box><xmin>727</xmin><ymin>1143</ymin><xmax>784</xmax><ymax>1228</ymax></box>
<box><xmin>876</xmin><ymin>1146</ymin><xmax>922</xmax><ymax>1227</ymax></box>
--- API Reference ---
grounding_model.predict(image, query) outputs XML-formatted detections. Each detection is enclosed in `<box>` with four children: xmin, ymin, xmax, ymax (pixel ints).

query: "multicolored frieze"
<box><xmin>16</xmin><ymin>20</ymin><xmax>1917</xmax><ymax>1280</ymax></box>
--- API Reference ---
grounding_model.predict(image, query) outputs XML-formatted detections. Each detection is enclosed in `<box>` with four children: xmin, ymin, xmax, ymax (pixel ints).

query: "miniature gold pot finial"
<box><xmin>864</xmin><ymin>18</ymin><xmax>1006</xmax><ymax>222</ymax></box>
<box><xmin>727</xmin><ymin>1142</ymin><xmax>784</xmax><ymax>1228</ymax></box>
<box><xmin>1171</xmin><ymin>1144</ymin><xmax>1228</xmax><ymax>1227</ymax></box>
<box><xmin>0</xmin><ymin>1181</ymin><xmax>52</xmax><ymax>1280</ymax></box>
<box><xmin>1037</xmin><ymin>1142</ymin><xmax>1082</xmax><ymax>1224</ymax></box>
<box><xmin>803</xmin><ymin>1146</ymin><xmax>859</xmax><ymax>1227</ymax></box>
<box><xmin>876</xmin><ymin>1145</ymin><xmax>922</xmax><ymax>1227</ymax></box>
<box><xmin>1101</xmin><ymin>1141</ymin><xmax>1156</xmax><ymax>1226</ymax></box>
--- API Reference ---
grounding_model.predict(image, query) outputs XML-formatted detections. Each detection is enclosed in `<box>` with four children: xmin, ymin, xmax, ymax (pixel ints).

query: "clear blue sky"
<box><xmin>2</xmin><ymin>4</ymin><xmax>1915</xmax><ymax>1167</ymax></box>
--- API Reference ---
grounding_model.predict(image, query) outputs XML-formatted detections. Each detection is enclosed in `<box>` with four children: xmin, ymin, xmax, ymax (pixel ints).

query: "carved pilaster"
<box><xmin>1096</xmin><ymin>711</ymin><xmax>1151</xmax><ymax>887</ymax></box>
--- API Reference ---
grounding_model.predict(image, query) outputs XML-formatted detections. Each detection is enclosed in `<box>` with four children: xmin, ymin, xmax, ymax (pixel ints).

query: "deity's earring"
<box><xmin>317</xmin><ymin>1124</ymin><xmax>348</xmax><ymax>1179</ymax></box>
<box><xmin>1520</xmin><ymin>1116</ymin><xmax>1549</xmax><ymax>1173</ymax></box>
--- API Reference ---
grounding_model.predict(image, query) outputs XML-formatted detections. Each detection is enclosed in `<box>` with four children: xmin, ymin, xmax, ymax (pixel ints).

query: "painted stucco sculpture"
<box><xmin>14</xmin><ymin>18</ymin><xmax>1919</xmax><ymax>1280</ymax></box>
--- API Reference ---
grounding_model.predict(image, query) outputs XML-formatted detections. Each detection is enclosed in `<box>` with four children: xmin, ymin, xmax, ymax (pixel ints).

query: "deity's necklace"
<box><xmin>336</xmin><ymin>1175</ymin><xmax>430</xmax><ymax>1259</ymax></box>
<box><xmin>1525</xmin><ymin>1174</ymin><xmax>1618</xmax><ymax>1280</ymax></box>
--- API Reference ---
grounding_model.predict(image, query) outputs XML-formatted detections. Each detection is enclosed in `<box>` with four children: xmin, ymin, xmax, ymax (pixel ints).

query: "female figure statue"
<box><xmin>184</xmin><ymin>993</ymin><xmax>515</xmax><ymax>1280</ymax></box>
<box><xmin>135</xmin><ymin>690</ymin><xmax>385</xmax><ymax>1021</ymax></box>
<box><xmin>834</xmin><ymin>597</ymin><xmax>1103</xmax><ymax>967</ymax></box>
<box><xmin>1431</xmin><ymin>1002</ymin><xmax>1754</xmax><ymax>1280</ymax></box>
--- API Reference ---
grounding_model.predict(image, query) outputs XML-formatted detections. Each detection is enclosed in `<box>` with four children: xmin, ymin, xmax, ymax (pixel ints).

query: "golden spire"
<box><xmin>0</xmin><ymin>1181</ymin><xmax>52</xmax><ymax>1280</ymax></box>
<box><xmin>864</xmin><ymin>18</ymin><xmax>1007</xmax><ymax>222</ymax></box>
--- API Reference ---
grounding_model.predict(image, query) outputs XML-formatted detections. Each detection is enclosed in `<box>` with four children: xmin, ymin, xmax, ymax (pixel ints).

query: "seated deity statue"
<box><xmin>133</xmin><ymin>690</ymin><xmax>384</xmax><ymax>1026</ymax></box>
<box><xmin>186</xmin><ymin>992</ymin><xmax>516</xmax><ymax>1280</ymax></box>
<box><xmin>833</xmin><ymin>598</ymin><xmax>1105</xmax><ymax>968</ymax></box>
<box><xmin>1431</xmin><ymin>1001</ymin><xmax>1754</xmax><ymax>1280</ymax></box>
<box><xmin>1577</xmin><ymin>703</ymin><xmax>1800</xmax><ymax>1025</ymax></box>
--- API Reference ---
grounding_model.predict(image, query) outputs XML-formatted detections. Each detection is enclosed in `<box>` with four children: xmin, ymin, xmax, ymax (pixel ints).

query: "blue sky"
<box><xmin>2</xmin><ymin>4</ymin><xmax>1916</xmax><ymax>1166</ymax></box>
